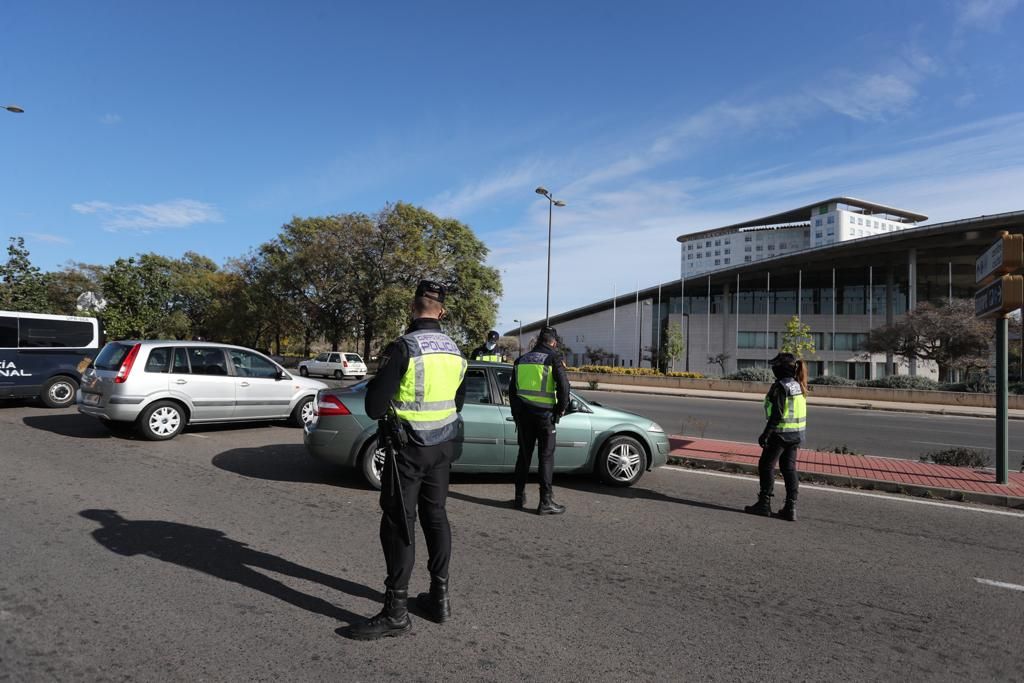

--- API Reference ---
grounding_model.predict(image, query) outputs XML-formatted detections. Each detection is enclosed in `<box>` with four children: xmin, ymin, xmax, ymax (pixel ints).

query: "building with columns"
<box><xmin>509</xmin><ymin>202</ymin><xmax>1022</xmax><ymax>379</ymax></box>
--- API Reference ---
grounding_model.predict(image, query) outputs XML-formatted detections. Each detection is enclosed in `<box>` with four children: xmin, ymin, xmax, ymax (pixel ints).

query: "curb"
<box><xmin>573</xmin><ymin>383</ymin><xmax>1024</xmax><ymax>421</ymax></box>
<box><xmin>667</xmin><ymin>455</ymin><xmax>1024</xmax><ymax>510</ymax></box>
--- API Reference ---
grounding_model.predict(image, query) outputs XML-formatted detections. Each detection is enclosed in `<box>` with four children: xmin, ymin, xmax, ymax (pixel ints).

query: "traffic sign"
<box><xmin>975</xmin><ymin>274</ymin><xmax>1024</xmax><ymax>318</ymax></box>
<box><xmin>975</xmin><ymin>231</ymin><xmax>1024</xmax><ymax>285</ymax></box>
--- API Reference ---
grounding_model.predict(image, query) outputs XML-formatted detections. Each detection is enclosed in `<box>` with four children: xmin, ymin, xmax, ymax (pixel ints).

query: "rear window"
<box><xmin>345</xmin><ymin>354</ymin><xmax>363</xmax><ymax>362</ymax></box>
<box><xmin>145</xmin><ymin>347</ymin><xmax>172</xmax><ymax>373</ymax></box>
<box><xmin>0</xmin><ymin>316</ymin><xmax>16</xmax><ymax>348</ymax></box>
<box><xmin>94</xmin><ymin>343</ymin><xmax>133</xmax><ymax>370</ymax></box>
<box><xmin>18</xmin><ymin>319</ymin><xmax>94</xmax><ymax>348</ymax></box>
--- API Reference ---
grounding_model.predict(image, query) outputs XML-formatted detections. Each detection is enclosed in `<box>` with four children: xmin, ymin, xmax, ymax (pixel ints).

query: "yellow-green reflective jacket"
<box><xmin>392</xmin><ymin>329</ymin><xmax>467</xmax><ymax>446</ymax></box>
<box><xmin>476</xmin><ymin>353</ymin><xmax>503</xmax><ymax>362</ymax></box>
<box><xmin>514</xmin><ymin>351</ymin><xmax>557</xmax><ymax>410</ymax></box>
<box><xmin>763</xmin><ymin>378</ymin><xmax>807</xmax><ymax>437</ymax></box>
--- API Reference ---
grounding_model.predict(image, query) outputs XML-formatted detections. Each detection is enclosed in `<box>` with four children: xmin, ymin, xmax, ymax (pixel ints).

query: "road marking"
<box><xmin>662</xmin><ymin>467</ymin><xmax>1024</xmax><ymax>518</ymax></box>
<box><xmin>185</xmin><ymin>433</ymin><xmax>209</xmax><ymax>439</ymax></box>
<box><xmin>912</xmin><ymin>440</ymin><xmax>1024</xmax><ymax>453</ymax></box>
<box><xmin>974</xmin><ymin>578</ymin><xmax>1024</xmax><ymax>592</ymax></box>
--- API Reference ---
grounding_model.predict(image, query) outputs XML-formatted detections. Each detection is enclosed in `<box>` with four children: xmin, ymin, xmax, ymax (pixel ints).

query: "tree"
<box><xmin>663</xmin><ymin>322</ymin><xmax>685</xmax><ymax>371</ymax></box>
<box><xmin>865</xmin><ymin>298</ymin><xmax>992</xmax><ymax>381</ymax></box>
<box><xmin>707</xmin><ymin>352</ymin><xmax>730</xmax><ymax>376</ymax></box>
<box><xmin>780</xmin><ymin>316</ymin><xmax>816</xmax><ymax>359</ymax></box>
<box><xmin>584</xmin><ymin>346</ymin><xmax>616</xmax><ymax>365</ymax></box>
<box><xmin>0</xmin><ymin>237</ymin><xmax>48</xmax><ymax>312</ymax></box>
<box><xmin>100</xmin><ymin>255</ymin><xmax>173</xmax><ymax>338</ymax></box>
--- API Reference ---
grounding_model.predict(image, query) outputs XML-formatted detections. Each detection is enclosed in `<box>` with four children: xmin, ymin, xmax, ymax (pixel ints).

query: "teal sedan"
<box><xmin>303</xmin><ymin>362</ymin><xmax>670</xmax><ymax>489</ymax></box>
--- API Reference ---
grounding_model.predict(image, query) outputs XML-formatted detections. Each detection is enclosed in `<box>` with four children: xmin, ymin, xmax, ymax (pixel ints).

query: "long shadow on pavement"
<box><xmin>560</xmin><ymin>478</ymin><xmax>745</xmax><ymax>515</ymax></box>
<box><xmin>212</xmin><ymin>444</ymin><xmax>369</xmax><ymax>491</ymax></box>
<box><xmin>80</xmin><ymin>509</ymin><xmax>375</xmax><ymax>625</ymax></box>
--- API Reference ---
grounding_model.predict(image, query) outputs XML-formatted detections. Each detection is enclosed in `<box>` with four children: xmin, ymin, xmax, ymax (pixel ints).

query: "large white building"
<box><xmin>510</xmin><ymin>199</ymin><xmax>1022</xmax><ymax>380</ymax></box>
<box><xmin>680</xmin><ymin>198</ymin><xmax>927</xmax><ymax>277</ymax></box>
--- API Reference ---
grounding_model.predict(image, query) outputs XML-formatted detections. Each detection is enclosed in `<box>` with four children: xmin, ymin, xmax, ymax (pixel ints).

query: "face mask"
<box><xmin>486</xmin><ymin>342</ymin><xmax>496</xmax><ymax>350</ymax></box>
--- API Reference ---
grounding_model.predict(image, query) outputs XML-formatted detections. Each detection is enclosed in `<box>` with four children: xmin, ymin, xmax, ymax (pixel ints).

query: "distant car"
<box><xmin>303</xmin><ymin>362</ymin><xmax>670</xmax><ymax>489</ymax></box>
<box><xmin>298</xmin><ymin>352</ymin><xmax>367</xmax><ymax>380</ymax></box>
<box><xmin>0</xmin><ymin>310</ymin><xmax>102</xmax><ymax>408</ymax></box>
<box><xmin>78</xmin><ymin>340</ymin><xmax>327</xmax><ymax>440</ymax></box>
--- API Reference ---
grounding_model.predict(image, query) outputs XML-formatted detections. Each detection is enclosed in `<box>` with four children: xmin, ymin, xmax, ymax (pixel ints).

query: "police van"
<box><xmin>0</xmin><ymin>311</ymin><xmax>102</xmax><ymax>408</ymax></box>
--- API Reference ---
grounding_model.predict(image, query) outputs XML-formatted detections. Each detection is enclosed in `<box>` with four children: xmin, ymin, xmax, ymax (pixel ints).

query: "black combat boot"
<box><xmin>512</xmin><ymin>490</ymin><xmax>526</xmax><ymax>510</ymax></box>
<box><xmin>774</xmin><ymin>497</ymin><xmax>797</xmax><ymax>522</ymax></box>
<box><xmin>538</xmin><ymin>493</ymin><xmax>566</xmax><ymax>515</ymax></box>
<box><xmin>416</xmin><ymin>576</ymin><xmax>451</xmax><ymax>624</ymax></box>
<box><xmin>744</xmin><ymin>491</ymin><xmax>773</xmax><ymax>516</ymax></box>
<box><xmin>346</xmin><ymin>589</ymin><xmax>412</xmax><ymax>640</ymax></box>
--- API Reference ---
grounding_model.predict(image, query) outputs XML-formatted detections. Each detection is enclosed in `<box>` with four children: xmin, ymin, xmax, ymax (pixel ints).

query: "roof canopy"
<box><xmin>676</xmin><ymin>197</ymin><xmax>928</xmax><ymax>242</ymax></box>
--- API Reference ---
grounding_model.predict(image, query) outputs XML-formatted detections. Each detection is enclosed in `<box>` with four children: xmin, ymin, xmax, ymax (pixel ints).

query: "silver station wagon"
<box><xmin>78</xmin><ymin>340</ymin><xmax>327</xmax><ymax>440</ymax></box>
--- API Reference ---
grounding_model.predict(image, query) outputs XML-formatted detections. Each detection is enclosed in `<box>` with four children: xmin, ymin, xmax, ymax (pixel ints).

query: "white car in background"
<box><xmin>298</xmin><ymin>352</ymin><xmax>367</xmax><ymax>380</ymax></box>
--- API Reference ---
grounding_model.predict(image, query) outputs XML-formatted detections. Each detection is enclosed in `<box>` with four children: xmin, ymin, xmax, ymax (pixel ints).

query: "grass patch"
<box><xmin>919</xmin><ymin>447</ymin><xmax>991</xmax><ymax>468</ymax></box>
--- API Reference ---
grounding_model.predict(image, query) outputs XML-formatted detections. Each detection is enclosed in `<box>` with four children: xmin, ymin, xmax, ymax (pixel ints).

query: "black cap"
<box><xmin>487</xmin><ymin>330</ymin><xmax>499</xmax><ymax>342</ymax></box>
<box><xmin>768</xmin><ymin>352</ymin><xmax>797</xmax><ymax>367</ymax></box>
<box><xmin>415</xmin><ymin>280</ymin><xmax>446</xmax><ymax>303</ymax></box>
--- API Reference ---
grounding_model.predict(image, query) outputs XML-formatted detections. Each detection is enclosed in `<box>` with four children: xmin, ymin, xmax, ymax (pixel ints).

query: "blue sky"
<box><xmin>3</xmin><ymin>1</ymin><xmax>1024</xmax><ymax>330</ymax></box>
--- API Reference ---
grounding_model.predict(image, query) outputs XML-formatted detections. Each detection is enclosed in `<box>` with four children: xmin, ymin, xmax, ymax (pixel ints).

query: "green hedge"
<box><xmin>569</xmin><ymin>365</ymin><xmax>704</xmax><ymax>378</ymax></box>
<box><xmin>724</xmin><ymin>368</ymin><xmax>774</xmax><ymax>382</ymax></box>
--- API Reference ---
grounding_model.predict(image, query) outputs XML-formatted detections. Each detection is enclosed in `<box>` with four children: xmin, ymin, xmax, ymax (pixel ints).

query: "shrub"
<box><xmin>810</xmin><ymin>375</ymin><xmax>855</xmax><ymax>386</ymax></box>
<box><xmin>724</xmin><ymin>367</ymin><xmax>774</xmax><ymax>382</ymax></box>
<box><xmin>571</xmin><ymin>365</ymin><xmax>703</xmax><ymax>378</ymax></box>
<box><xmin>666</xmin><ymin>371</ymin><xmax>705</xmax><ymax>378</ymax></box>
<box><xmin>824</xmin><ymin>444</ymin><xmax>860</xmax><ymax>455</ymax></box>
<box><xmin>919</xmin><ymin>447</ymin><xmax>991</xmax><ymax>468</ymax></box>
<box><xmin>857</xmin><ymin>375</ymin><xmax>940</xmax><ymax>391</ymax></box>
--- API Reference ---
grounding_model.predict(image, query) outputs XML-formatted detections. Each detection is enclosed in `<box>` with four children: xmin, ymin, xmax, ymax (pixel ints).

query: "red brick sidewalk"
<box><xmin>668</xmin><ymin>436</ymin><xmax>1024</xmax><ymax>508</ymax></box>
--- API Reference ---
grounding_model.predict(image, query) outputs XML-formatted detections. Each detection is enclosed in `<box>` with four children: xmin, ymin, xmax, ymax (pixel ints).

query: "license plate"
<box><xmin>84</xmin><ymin>393</ymin><xmax>100</xmax><ymax>405</ymax></box>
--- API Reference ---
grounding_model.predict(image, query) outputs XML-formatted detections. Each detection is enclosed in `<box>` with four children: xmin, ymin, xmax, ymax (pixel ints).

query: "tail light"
<box><xmin>114</xmin><ymin>344</ymin><xmax>141</xmax><ymax>384</ymax></box>
<box><xmin>316</xmin><ymin>392</ymin><xmax>351</xmax><ymax>416</ymax></box>
<box><xmin>342</xmin><ymin>360</ymin><xmax>349</xmax><ymax>368</ymax></box>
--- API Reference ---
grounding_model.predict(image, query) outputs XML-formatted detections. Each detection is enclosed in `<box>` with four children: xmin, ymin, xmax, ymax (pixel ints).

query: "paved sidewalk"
<box><xmin>667</xmin><ymin>435</ymin><xmax>1024</xmax><ymax>509</ymax></box>
<box><xmin>572</xmin><ymin>381</ymin><xmax>1024</xmax><ymax>420</ymax></box>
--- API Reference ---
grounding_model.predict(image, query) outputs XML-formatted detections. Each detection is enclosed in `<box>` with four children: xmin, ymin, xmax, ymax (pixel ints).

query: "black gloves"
<box><xmin>758</xmin><ymin>431</ymin><xmax>771</xmax><ymax>448</ymax></box>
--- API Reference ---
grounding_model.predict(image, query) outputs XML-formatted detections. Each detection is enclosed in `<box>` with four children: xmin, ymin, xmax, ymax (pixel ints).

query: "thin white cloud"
<box><xmin>812</xmin><ymin>72</ymin><xmax>918</xmax><ymax>121</ymax></box>
<box><xmin>71</xmin><ymin>199</ymin><xmax>223</xmax><ymax>232</ymax></box>
<box><xmin>427</xmin><ymin>163</ymin><xmax>542</xmax><ymax>217</ymax></box>
<box><xmin>26</xmin><ymin>232</ymin><xmax>71</xmax><ymax>245</ymax></box>
<box><xmin>99</xmin><ymin>113</ymin><xmax>122</xmax><ymax>125</ymax></box>
<box><xmin>956</xmin><ymin>0</ymin><xmax>1020</xmax><ymax>31</ymax></box>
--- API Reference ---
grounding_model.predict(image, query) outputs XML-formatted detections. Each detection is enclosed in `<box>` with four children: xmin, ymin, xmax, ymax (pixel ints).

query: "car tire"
<box><xmin>299</xmin><ymin>366</ymin><xmax>309</xmax><ymax>377</ymax></box>
<box><xmin>290</xmin><ymin>396</ymin><xmax>315</xmax><ymax>427</ymax></box>
<box><xmin>137</xmin><ymin>400</ymin><xmax>186</xmax><ymax>441</ymax></box>
<box><xmin>354</xmin><ymin>375</ymin><xmax>365</xmax><ymax>380</ymax></box>
<box><xmin>596</xmin><ymin>435</ymin><xmax>646</xmax><ymax>487</ymax></box>
<box><xmin>360</xmin><ymin>436</ymin><xmax>385</xmax><ymax>490</ymax></box>
<box><xmin>334</xmin><ymin>370</ymin><xmax>343</xmax><ymax>380</ymax></box>
<box><xmin>41</xmin><ymin>376</ymin><xmax>78</xmax><ymax>409</ymax></box>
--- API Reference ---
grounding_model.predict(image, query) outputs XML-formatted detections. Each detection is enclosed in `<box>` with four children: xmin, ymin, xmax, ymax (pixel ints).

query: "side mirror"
<box><xmin>277</xmin><ymin>370</ymin><xmax>288</xmax><ymax>381</ymax></box>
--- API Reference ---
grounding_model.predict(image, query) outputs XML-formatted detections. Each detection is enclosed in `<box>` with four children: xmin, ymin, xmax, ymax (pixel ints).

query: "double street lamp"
<box><xmin>3</xmin><ymin>105</ymin><xmax>24</xmax><ymax>114</ymax></box>
<box><xmin>535</xmin><ymin>186</ymin><xmax>565</xmax><ymax>326</ymax></box>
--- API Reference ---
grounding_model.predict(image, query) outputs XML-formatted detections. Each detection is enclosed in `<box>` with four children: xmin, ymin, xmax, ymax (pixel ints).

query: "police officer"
<box><xmin>744</xmin><ymin>352</ymin><xmax>807</xmax><ymax>522</ymax></box>
<box><xmin>470</xmin><ymin>330</ymin><xmax>505</xmax><ymax>362</ymax></box>
<box><xmin>509</xmin><ymin>326</ymin><xmax>570</xmax><ymax>515</ymax></box>
<box><xmin>347</xmin><ymin>280</ymin><xmax>468</xmax><ymax>640</ymax></box>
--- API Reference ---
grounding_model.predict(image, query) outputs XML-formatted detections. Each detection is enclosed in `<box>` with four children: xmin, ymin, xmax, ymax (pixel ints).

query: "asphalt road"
<box><xmin>2</xmin><ymin>400</ymin><xmax>1022</xmax><ymax>681</ymax></box>
<box><xmin>577</xmin><ymin>389</ymin><xmax>1024</xmax><ymax>471</ymax></box>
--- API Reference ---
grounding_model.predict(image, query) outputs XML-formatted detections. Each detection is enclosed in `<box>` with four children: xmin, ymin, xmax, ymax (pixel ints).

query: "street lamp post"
<box><xmin>513</xmin><ymin>319</ymin><xmax>522</xmax><ymax>356</ymax></box>
<box><xmin>535</xmin><ymin>186</ymin><xmax>565</xmax><ymax>326</ymax></box>
<box><xmin>683</xmin><ymin>312</ymin><xmax>691</xmax><ymax>372</ymax></box>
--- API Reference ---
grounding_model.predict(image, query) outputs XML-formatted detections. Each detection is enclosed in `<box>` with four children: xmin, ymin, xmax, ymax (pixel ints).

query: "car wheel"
<box><xmin>360</xmin><ymin>436</ymin><xmax>385</xmax><ymax>490</ymax></box>
<box><xmin>138</xmin><ymin>400</ymin><xmax>186</xmax><ymax>441</ymax></box>
<box><xmin>290</xmin><ymin>396</ymin><xmax>315</xmax><ymax>427</ymax></box>
<box><xmin>41</xmin><ymin>376</ymin><xmax>78</xmax><ymax>409</ymax></box>
<box><xmin>334</xmin><ymin>370</ymin><xmax>343</xmax><ymax>380</ymax></box>
<box><xmin>354</xmin><ymin>375</ymin><xmax>364</xmax><ymax>380</ymax></box>
<box><xmin>596</xmin><ymin>435</ymin><xmax>646</xmax><ymax>487</ymax></box>
<box><xmin>299</xmin><ymin>366</ymin><xmax>309</xmax><ymax>377</ymax></box>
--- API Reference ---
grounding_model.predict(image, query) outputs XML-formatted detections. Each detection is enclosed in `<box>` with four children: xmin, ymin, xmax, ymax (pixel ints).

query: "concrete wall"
<box><xmin>568</xmin><ymin>371</ymin><xmax>1023</xmax><ymax>409</ymax></box>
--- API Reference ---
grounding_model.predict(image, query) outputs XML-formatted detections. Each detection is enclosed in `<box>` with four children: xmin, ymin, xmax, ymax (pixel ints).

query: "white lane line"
<box><xmin>912</xmin><ymin>440</ymin><xmax>1024</xmax><ymax>453</ymax></box>
<box><xmin>663</xmin><ymin>466</ymin><xmax>1024</xmax><ymax>518</ymax></box>
<box><xmin>974</xmin><ymin>578</ymin><xmax>1024</xmax><ymax>592</ymax></box>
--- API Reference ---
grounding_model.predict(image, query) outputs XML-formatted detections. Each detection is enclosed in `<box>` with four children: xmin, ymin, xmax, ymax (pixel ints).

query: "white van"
<box><xmin>297</xmin><ymin>352</ymin><xmax>367</xmax><ymax>379</ymax></box>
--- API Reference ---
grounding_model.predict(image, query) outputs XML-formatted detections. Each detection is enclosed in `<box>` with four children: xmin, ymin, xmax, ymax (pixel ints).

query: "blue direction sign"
<box><xmin>975</xmin><ymin>275</ymin><xmax>1024</xmax><ymax>318</ymax></box>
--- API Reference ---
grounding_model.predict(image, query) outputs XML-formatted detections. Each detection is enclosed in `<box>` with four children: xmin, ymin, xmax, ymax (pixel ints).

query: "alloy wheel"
<box><xmin>148</xmin><ymin>407</ymin><xmax>181</xmax><ymax>436</ymax></box>
<box><xmin>607</xmin><ymin>443</ymin><xmax>642</xmax><ymax>482</ymax></box>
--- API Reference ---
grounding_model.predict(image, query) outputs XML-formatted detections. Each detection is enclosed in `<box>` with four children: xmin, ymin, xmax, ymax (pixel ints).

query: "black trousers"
<box><xmin>379</xmin><ymin>440</ymin><xmax>453</xmax><ymax>591</ymax></box>
<box><xmin>757</xmin><ymin>435</ymin><xmax>800</xmax><ymax>500</ymax></box>
<box><xmin>514</xmin><ymin>412</ymin><xmax>556</xmax><ymax>497</ymax></box>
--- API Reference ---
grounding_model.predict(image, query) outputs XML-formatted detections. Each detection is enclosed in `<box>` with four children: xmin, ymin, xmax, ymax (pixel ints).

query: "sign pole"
<box><xmin>996</xmin><ymin>315</ymin><xmax>1009</xmax><ymax>484</ymax></box>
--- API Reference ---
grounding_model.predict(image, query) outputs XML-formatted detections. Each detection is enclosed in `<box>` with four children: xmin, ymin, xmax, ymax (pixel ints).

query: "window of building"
<box><xmin>744</xmin><ymin>256</ymin><xmax>752</xmax><ymax>262</ymax></box>
<box><xmin>815</xmin><ymin>232</ymin><xmax>823</xmax><ymax>239</ymax></box>
<box><xmin>744</xmin><ymin>246</ymin><xmax>752</xmax><ymax>252</ymax></box>
<box><xmin>687</xmin><ymin>244</ymin><xmax>693</xmax><ymax>250</ymax></box>
<box><xmin>827</xmin><ymin>215</ymin><xmax>835</xmax><ymax>224</ymax></box>
<box><xmin>830</xmin><ymin>333</ymin><xmax>869</xmax><ymax>351</ymax></box>
<box><xmin>767</xmin><ymin>244</ymin><xmax>775</xmax><ymax>250</ymax></box>
<box><xmin>857</xmin><ymin>217</ymin><xmax>863</xmax><ymax>225</ymax></box>
<box><xmin>696</xmin><ymin>252</ymin><xmax>702</xmax><ymax>258</ymax></box>
<box><xmin>756</xmin><ymin>245</ymin><xmax>763</xmax><ymax>251</ymax></box>
<box><xmin>724</xmin><ymin>248</ymin><xmax>731</xmax><ymax>255</ymax></box>
<box><xmin>738</xmin><ymin>331</ymin><xmax>778</xmax><ymax>348</ymax></box>
<box><xmin>814</xmin><ymin>218</ymin><xmax>822</xmax><ymax>227</ymax></box>
<box><xmin>848</xmin><ymin>215</ymin><xmax>855</xmax><ymax>224</ymax></box>
<box><xmin>714</xmin><ymin>259</ymin><xmax>721</xmax><ymax>265</ymax></box>
<box><xmin>724</xmin><ymin>258</ymin><xmax>731</xmax><ymax>264</ymax></box>
<box><xmin>687</xmin><ymin>254</ymin><xmax>693</xmax><ymax>260</ymax></box>
<box><xmin>744</xmin><ymin>235</ymin><xmax>752</xmax><ymax>242</ymax></box>
<box><xmin>705</xmin><ymin>240</ymin><xmax>711</xmax><ymax>247</ymax></box>
<box><xmin>714</xmin><ymin>250</ymin><xmax>720</xmax><ymax>256</ymax></box>
<box><xmin>714</xmin><ymin>239</ymin><xmax>721</xmax><ymax>246</ymax></box>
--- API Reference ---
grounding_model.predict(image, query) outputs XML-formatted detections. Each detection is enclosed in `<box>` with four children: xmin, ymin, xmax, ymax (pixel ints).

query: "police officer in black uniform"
<box><xmin>509</xmin><ymin>326</ymin><xmax>570</xmax><ymax>515</ymax></box>
<box><xmin>346</xmin><ymin>281</ymin><xmax>468</xmax><ymax>640</ymax></box>
<box><xmin>470</xmin><ymin>330</ymin><xmax>505</xmax><ymax>362</ymax></box>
